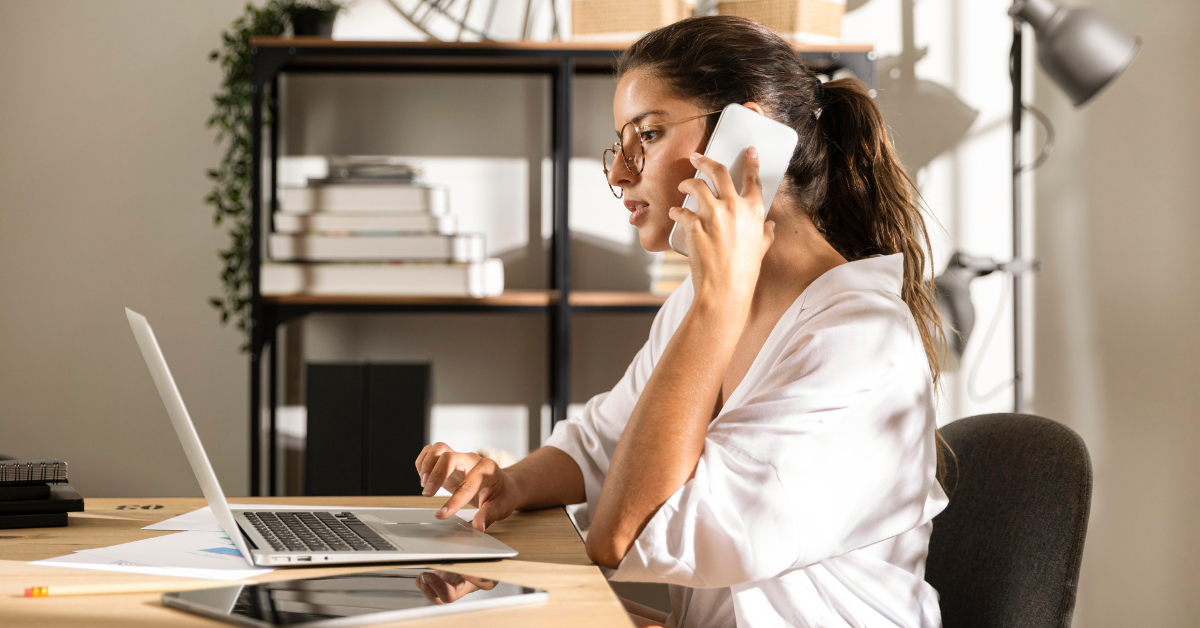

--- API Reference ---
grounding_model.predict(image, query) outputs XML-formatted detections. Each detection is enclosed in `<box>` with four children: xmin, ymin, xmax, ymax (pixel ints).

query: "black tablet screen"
<box><xmin>163</xmin><ymin>567</ymin><xmax>545</xmax><ymax>627</ymax></box>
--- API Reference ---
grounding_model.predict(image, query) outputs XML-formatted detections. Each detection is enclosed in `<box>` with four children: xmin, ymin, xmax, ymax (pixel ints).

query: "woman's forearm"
<box><xmin>506</xmin><ymin>444</ymin><xmax>586</xmax><ymax>511</ymax></box>
<box><xmin>586</xmin><ymin>297</ymin><xmax>747</xmax><ymax>567</ymax></box>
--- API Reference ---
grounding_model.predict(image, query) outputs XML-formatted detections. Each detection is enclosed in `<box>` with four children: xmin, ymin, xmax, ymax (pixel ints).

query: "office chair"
<box><xmin>926</xmin><ymin>413</ymin><xmax>1092</xmax><ymax>628</ymax></box>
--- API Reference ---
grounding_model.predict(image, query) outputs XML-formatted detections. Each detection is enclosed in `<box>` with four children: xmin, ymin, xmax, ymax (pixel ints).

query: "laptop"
<box><xmin>125</xmin><ymin>308</ymin><xmax>517</xmax><ymax>567</ymax></box>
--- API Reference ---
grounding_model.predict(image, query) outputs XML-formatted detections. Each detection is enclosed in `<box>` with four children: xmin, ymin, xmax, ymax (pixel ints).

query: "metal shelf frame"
<box><xmin>245</xmin><ymin>38</ymin><xmax>875</xmax><ymax>496</ymax></box>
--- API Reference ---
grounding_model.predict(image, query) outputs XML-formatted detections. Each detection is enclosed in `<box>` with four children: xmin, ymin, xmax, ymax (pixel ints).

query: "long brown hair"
<box><xmin>617</xmin><ymin>15</ymin><xmax>952</xmax><ymax>487</ymax></box>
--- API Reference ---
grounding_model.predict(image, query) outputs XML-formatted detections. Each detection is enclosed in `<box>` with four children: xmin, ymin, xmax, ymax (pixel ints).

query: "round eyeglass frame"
<box><xmin>602</xmin><ymin>110</ymin><xmax>724</xmax><ymax>199</ymax></box>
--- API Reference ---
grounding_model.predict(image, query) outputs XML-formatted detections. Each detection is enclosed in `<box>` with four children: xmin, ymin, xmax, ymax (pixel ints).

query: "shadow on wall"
<box><xmin>873</xmin><ymin>0</ymin><xmax>979</xmax><ymax>173</ymax></box>
<box><xmin>571</xmin><ymin>76</ymin><xmax>657</xmax><ymax>292</ymax></box>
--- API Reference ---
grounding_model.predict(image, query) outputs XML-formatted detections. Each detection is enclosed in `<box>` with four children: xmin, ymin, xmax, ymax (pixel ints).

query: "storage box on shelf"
<box><xmin>571</xmin><ymin>0</ymin><xmax>695</xmax><ymax>41</ymax></box>
<box><xmin>717</xmin><ymin>0</ymin><xmax>846</xmax><ymax>44</ymax></box>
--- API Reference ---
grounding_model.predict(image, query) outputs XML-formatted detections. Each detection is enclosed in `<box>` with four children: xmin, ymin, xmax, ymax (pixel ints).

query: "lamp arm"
<box><xmin>997</xmin><ymin>258</ymin><xmax>1042</xmax><ymax>274</ymax></box>
<box><xmin>1018</xmin><ymin>103</ymin><xmax>1056</xmax><ymax>172</ymax></box>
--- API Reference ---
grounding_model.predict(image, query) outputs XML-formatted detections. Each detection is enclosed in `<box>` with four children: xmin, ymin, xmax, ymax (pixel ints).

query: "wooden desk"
<box><xmin>0</xmin><ymin>497</ymin><xmax>634</xmax><ymax>627</ymax></box>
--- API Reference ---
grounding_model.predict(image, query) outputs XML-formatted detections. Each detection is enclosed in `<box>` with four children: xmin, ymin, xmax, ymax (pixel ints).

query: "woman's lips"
<box><xmin>626</xmin><ymin>202</ymin><xmax>649</xmax><ymax>225</ymax></box>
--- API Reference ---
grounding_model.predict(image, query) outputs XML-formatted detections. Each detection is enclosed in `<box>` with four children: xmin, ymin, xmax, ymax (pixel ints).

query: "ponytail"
<box><xmin>813</xmin><ymin>78</ymin><xmax>944</xmax><ymax>388</ymax></box>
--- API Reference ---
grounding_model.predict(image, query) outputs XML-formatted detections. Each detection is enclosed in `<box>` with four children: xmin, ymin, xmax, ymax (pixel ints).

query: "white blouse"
<box><xmin>545</xmin><ymin>253</ymin><xmax>948</xmax><ymax>628</ymax></box>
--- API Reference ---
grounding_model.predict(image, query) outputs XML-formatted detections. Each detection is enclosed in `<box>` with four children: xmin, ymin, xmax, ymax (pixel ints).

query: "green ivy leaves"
<box><xmin>205</xmin><ymin>0</ymin><xmax>339</xmax><ymax>350</ymax></box>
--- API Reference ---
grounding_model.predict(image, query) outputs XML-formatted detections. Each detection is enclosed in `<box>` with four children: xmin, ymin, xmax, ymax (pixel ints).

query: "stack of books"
<box><xmin>648</xmin><ymin>250</ymin><xmax>691</xmax><ymax>296</ymax></box>
<box><xmin>0</xmin><ymin>459</ymin><xmax>84</xmax><ymax>529</ymax></box>
<box><xmin>263</xmin><ymin>157</ymin><xmax>504</xmax><ymax>298</ymax></box>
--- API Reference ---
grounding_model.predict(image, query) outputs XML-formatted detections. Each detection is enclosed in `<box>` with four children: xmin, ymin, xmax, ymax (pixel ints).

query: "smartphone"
<box><xmin>668</xmin><ymin>103</ymin><xmax>799</xmax><ymax>256</ymax></box>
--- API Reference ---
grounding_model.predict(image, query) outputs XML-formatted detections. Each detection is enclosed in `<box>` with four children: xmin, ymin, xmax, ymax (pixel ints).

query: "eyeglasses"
<box><xmin>602</xmin><ymin>110</ymin><xmax>723</xmax><ymax>199</ymax></box>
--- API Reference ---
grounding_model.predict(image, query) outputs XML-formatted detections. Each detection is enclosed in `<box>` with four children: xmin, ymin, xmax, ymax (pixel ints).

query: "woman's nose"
<box><xmin>607</xmin><ymin>151</ymin><xmax>636</xmax><ymax>191</ymax></box>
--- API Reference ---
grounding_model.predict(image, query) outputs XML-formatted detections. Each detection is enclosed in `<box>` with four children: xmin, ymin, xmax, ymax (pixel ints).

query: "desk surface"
<box><xmin>0</xmin><ymin>497</ymin><xmax>633</xmax><ymax>628</ymax></box>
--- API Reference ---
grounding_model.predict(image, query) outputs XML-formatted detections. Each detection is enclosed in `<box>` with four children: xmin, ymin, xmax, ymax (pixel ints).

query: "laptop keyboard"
<box><xmin>243</xmin><ymin>511</ymin><xmax>397</xmax><ymax>553</ymax></box>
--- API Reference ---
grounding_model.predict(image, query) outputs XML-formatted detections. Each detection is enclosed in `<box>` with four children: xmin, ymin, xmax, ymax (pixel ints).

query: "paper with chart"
<box><xmin>30</xmin><ymin>530</ymin><xmax>271</xmax><ymax>581</ymax></box>
<box><xmin>30</xmin><ymin>552</ymin><xmax>266</xmax><ymax>581</ymax></box>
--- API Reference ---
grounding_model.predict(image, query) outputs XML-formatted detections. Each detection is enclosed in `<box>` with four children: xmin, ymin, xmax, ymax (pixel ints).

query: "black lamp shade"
<box><xmin>935</xmin><ymin>269</ymin><xmax>975</xmax><ymax>362</ymax></box>
<box><xmin>1011</xmin><ymin>0</ymin><xmax>1141</xmax><ymax>106</ymax></box>
<box><xmin>933</xmin><ymin>253</ymin><xmax>1004</xmax><ymax>363</ymax></box>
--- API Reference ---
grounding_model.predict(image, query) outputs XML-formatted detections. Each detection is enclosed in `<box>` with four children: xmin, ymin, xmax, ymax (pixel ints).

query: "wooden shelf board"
<box><xmin>263</xmin><ymin>289</ymin><xmax>667</xmax><ymax>308</ymax></box>
<box><xmin>250</xmin><ymin>36</ymin><xmax>872</xmax><ymax>54</ymax></box>
<box><xmin>263</xmin><ymin>289</ymin><xmax>550</xmax><ymax>307</ymax></box>
<box><xmin>570</xmin><ymin>290</ymin><xmax>668</xmax><ymax>307</ymax></box>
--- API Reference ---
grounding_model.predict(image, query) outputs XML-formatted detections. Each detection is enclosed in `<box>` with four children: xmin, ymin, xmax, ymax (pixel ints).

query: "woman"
<box><xmin>414</xmin><ymin>15</ymin><xmax>949</xmax><ymax>628</ymax></box>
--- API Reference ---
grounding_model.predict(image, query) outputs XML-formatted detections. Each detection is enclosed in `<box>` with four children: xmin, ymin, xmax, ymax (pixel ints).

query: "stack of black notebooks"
<box><xmin>0</xmin><ymin>459</ymin><xmax>84</xmax><ymax>529</ymax></box>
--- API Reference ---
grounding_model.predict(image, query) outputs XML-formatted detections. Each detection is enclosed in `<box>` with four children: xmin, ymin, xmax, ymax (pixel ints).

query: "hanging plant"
<box><xmin>206</xmin><ymin>0</ymin><xmax>341</xmax><ymax>347</ymax></box>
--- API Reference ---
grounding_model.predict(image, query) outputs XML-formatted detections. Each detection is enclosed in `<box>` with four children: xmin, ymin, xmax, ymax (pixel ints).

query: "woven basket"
<box><xmin>717</xmin><ymin>0</ymin><xmax>845</xmax><ymax>42</ymax></box>
<box><xmin>571</xmin><ymin>0</ymin><xmax>695</xmax><ymax>41</ymax></box>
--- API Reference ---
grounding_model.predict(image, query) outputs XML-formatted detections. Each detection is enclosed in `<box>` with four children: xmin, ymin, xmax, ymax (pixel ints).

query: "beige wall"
<box><xmin>1033</xmin><ymin>0</ymin><xmax>1200</xmax><ymax>625</ymax></box>
<box><xmin>0</xmin><ymin>1</ymin><xmax>250</xmax><ymax>497</ymax></box>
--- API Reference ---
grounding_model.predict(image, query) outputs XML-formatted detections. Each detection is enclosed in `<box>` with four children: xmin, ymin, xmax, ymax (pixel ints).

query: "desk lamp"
<box><xmin>935</xmin><ymin>0</ymin><xmax>1139</xmax><ymax>410</ymax></box>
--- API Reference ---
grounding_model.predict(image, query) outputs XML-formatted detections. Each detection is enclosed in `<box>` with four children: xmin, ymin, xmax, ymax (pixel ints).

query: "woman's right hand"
<box><xmin>414</xmin><ymin>442</ymin><xmax>522</xmax><ymax>531</ymax></box>
<box><xmin>414</xmin><ymin>570</ymin><xmax>498</xmax><ymax>605</ymax></box>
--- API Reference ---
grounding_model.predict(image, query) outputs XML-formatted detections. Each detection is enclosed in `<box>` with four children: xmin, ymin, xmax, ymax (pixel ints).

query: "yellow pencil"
<box><xmin>24</xmin><ymin>581</ymin><xmax>248</xmax><ymax>597</ymax></box>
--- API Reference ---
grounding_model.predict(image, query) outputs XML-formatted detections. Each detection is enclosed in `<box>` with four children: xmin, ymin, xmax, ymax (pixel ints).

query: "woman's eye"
<box><xmin>639</xmin><ymin>130</ymin><xmax>659</xmax><ymax>142</ymax></box>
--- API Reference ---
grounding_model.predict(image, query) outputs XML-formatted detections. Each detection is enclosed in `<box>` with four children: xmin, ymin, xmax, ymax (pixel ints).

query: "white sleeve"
<box><xmin>542</xmin><ymin>281</ymin><xmax>694</xmax><ymax>530</ymax></box>
<box><xmin>608</xmin><ymin>291</ymin><xmax>945</xmax><ymax>589</ymax></box>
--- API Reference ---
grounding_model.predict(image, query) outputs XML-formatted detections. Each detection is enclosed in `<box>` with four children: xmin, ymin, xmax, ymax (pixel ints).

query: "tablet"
<box><xmin>162</xmin><ymin>567</ymin><xmax>549</xmax><ymax>627</ymax></box>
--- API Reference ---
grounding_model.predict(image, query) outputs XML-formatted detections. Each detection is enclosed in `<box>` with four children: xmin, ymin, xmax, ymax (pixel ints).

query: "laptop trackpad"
<box><xmin>359</xmin><ymin>514</ymin><xmax>493</xmax><ymax>553</ymax></box>
<box><xmin>356</xmin><ymin>508</ymin><xmax>443</xmax><ymax>524</ymax></box>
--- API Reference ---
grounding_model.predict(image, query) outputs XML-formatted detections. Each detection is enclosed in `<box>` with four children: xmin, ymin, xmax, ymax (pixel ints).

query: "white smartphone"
<box><xmin>668</xmin><ymin>103</ymin><xmax>800</xmax><ymax>256</ymax></box>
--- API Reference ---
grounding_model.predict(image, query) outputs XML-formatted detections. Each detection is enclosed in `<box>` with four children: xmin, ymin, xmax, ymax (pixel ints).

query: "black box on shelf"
<box><xmin>305</xmin><ymin>362</ymin><xmax>432</xmax><ymax>497</ymax></box>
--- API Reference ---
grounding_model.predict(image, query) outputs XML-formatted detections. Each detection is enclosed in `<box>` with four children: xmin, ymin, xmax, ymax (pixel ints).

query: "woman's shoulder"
<box><xmin>791</xmin><ymin>255</ymin><xmax>916</xmax><ymax>338</ymax></box>
<box><xmin>798</xmin><ymin>254</ymin><xmax>905</xmax><ymax>310</ymax></box>
<box><xmin>770</xmin><ymin>256</ymin><xmax>927</xmax><ymax>379</ymax></box>
<box><xmin>800</xmin><ymin>284</ymin><xmax>915</xmax><ymax>336</ymax></box>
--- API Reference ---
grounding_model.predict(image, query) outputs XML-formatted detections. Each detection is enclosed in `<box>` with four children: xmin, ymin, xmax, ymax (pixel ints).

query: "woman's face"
<box><xmin>609</xmin><ymin>69</ymin><xmax>712</xmax><ymax>252</ymax></box>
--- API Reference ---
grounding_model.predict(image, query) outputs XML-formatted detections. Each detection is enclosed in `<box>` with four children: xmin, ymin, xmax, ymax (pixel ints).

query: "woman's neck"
<box><xmin>752</xmin><ymin>196</ymin><xmax>847</xmax><ymax>312</ymax></box>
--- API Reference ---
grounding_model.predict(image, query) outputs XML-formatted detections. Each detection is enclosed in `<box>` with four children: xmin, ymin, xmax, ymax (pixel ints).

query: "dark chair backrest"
<box><xmin>926</xmin><ymin>413</ymin><xmax>1092</xmax><ymax>628</ymax></box>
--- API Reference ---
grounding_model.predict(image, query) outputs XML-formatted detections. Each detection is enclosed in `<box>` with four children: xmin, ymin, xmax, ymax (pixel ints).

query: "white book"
<box><xmin>273</xmin><ymin>212</ymin><xmax>456</xmax><ymax>235</ymax></box>
<box><xmin>647</xmin><ymin>261</ymin><xmax>692</xmax><ymax>280</ymax></box>
<box><xmin>261</xmin><ymin>261</ymin><xmax>505</xmax><ymax>297</ymax></box>
<box><xmin>269</xmin><ymin>233</ymin><xmax>485</xmax><ymax>263</ymax></box>
<box><xmin>279</xmin><ymin>184</ymin><xmax>449</xmax><ymax>214</ymax></box>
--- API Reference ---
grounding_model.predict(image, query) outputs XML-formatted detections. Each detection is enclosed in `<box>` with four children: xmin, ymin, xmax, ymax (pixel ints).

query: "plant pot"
<box><xmin>290</xmin><ymin>7</ymin><xmax>338</xmax><ymax>37</ymax></box>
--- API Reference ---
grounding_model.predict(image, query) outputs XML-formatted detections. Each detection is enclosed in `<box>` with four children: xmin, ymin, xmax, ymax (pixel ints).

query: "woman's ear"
<box><xmin>742</xmin><ymin>101</ymin><xmax>766</xmax><ymax>115</ymax></box>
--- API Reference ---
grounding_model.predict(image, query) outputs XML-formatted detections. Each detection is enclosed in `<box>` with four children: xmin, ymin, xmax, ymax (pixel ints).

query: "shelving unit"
<box><xmin>246</xmin><ymin>37</ymin><xmax>876</xmax><ymax>496</ymax></box>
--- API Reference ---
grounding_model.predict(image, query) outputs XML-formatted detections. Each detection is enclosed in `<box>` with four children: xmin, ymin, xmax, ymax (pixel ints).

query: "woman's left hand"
<box><xmin>668</xmin><ymin>147</ymin><xmax>775</xmax><ymax>311</ymax></box>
